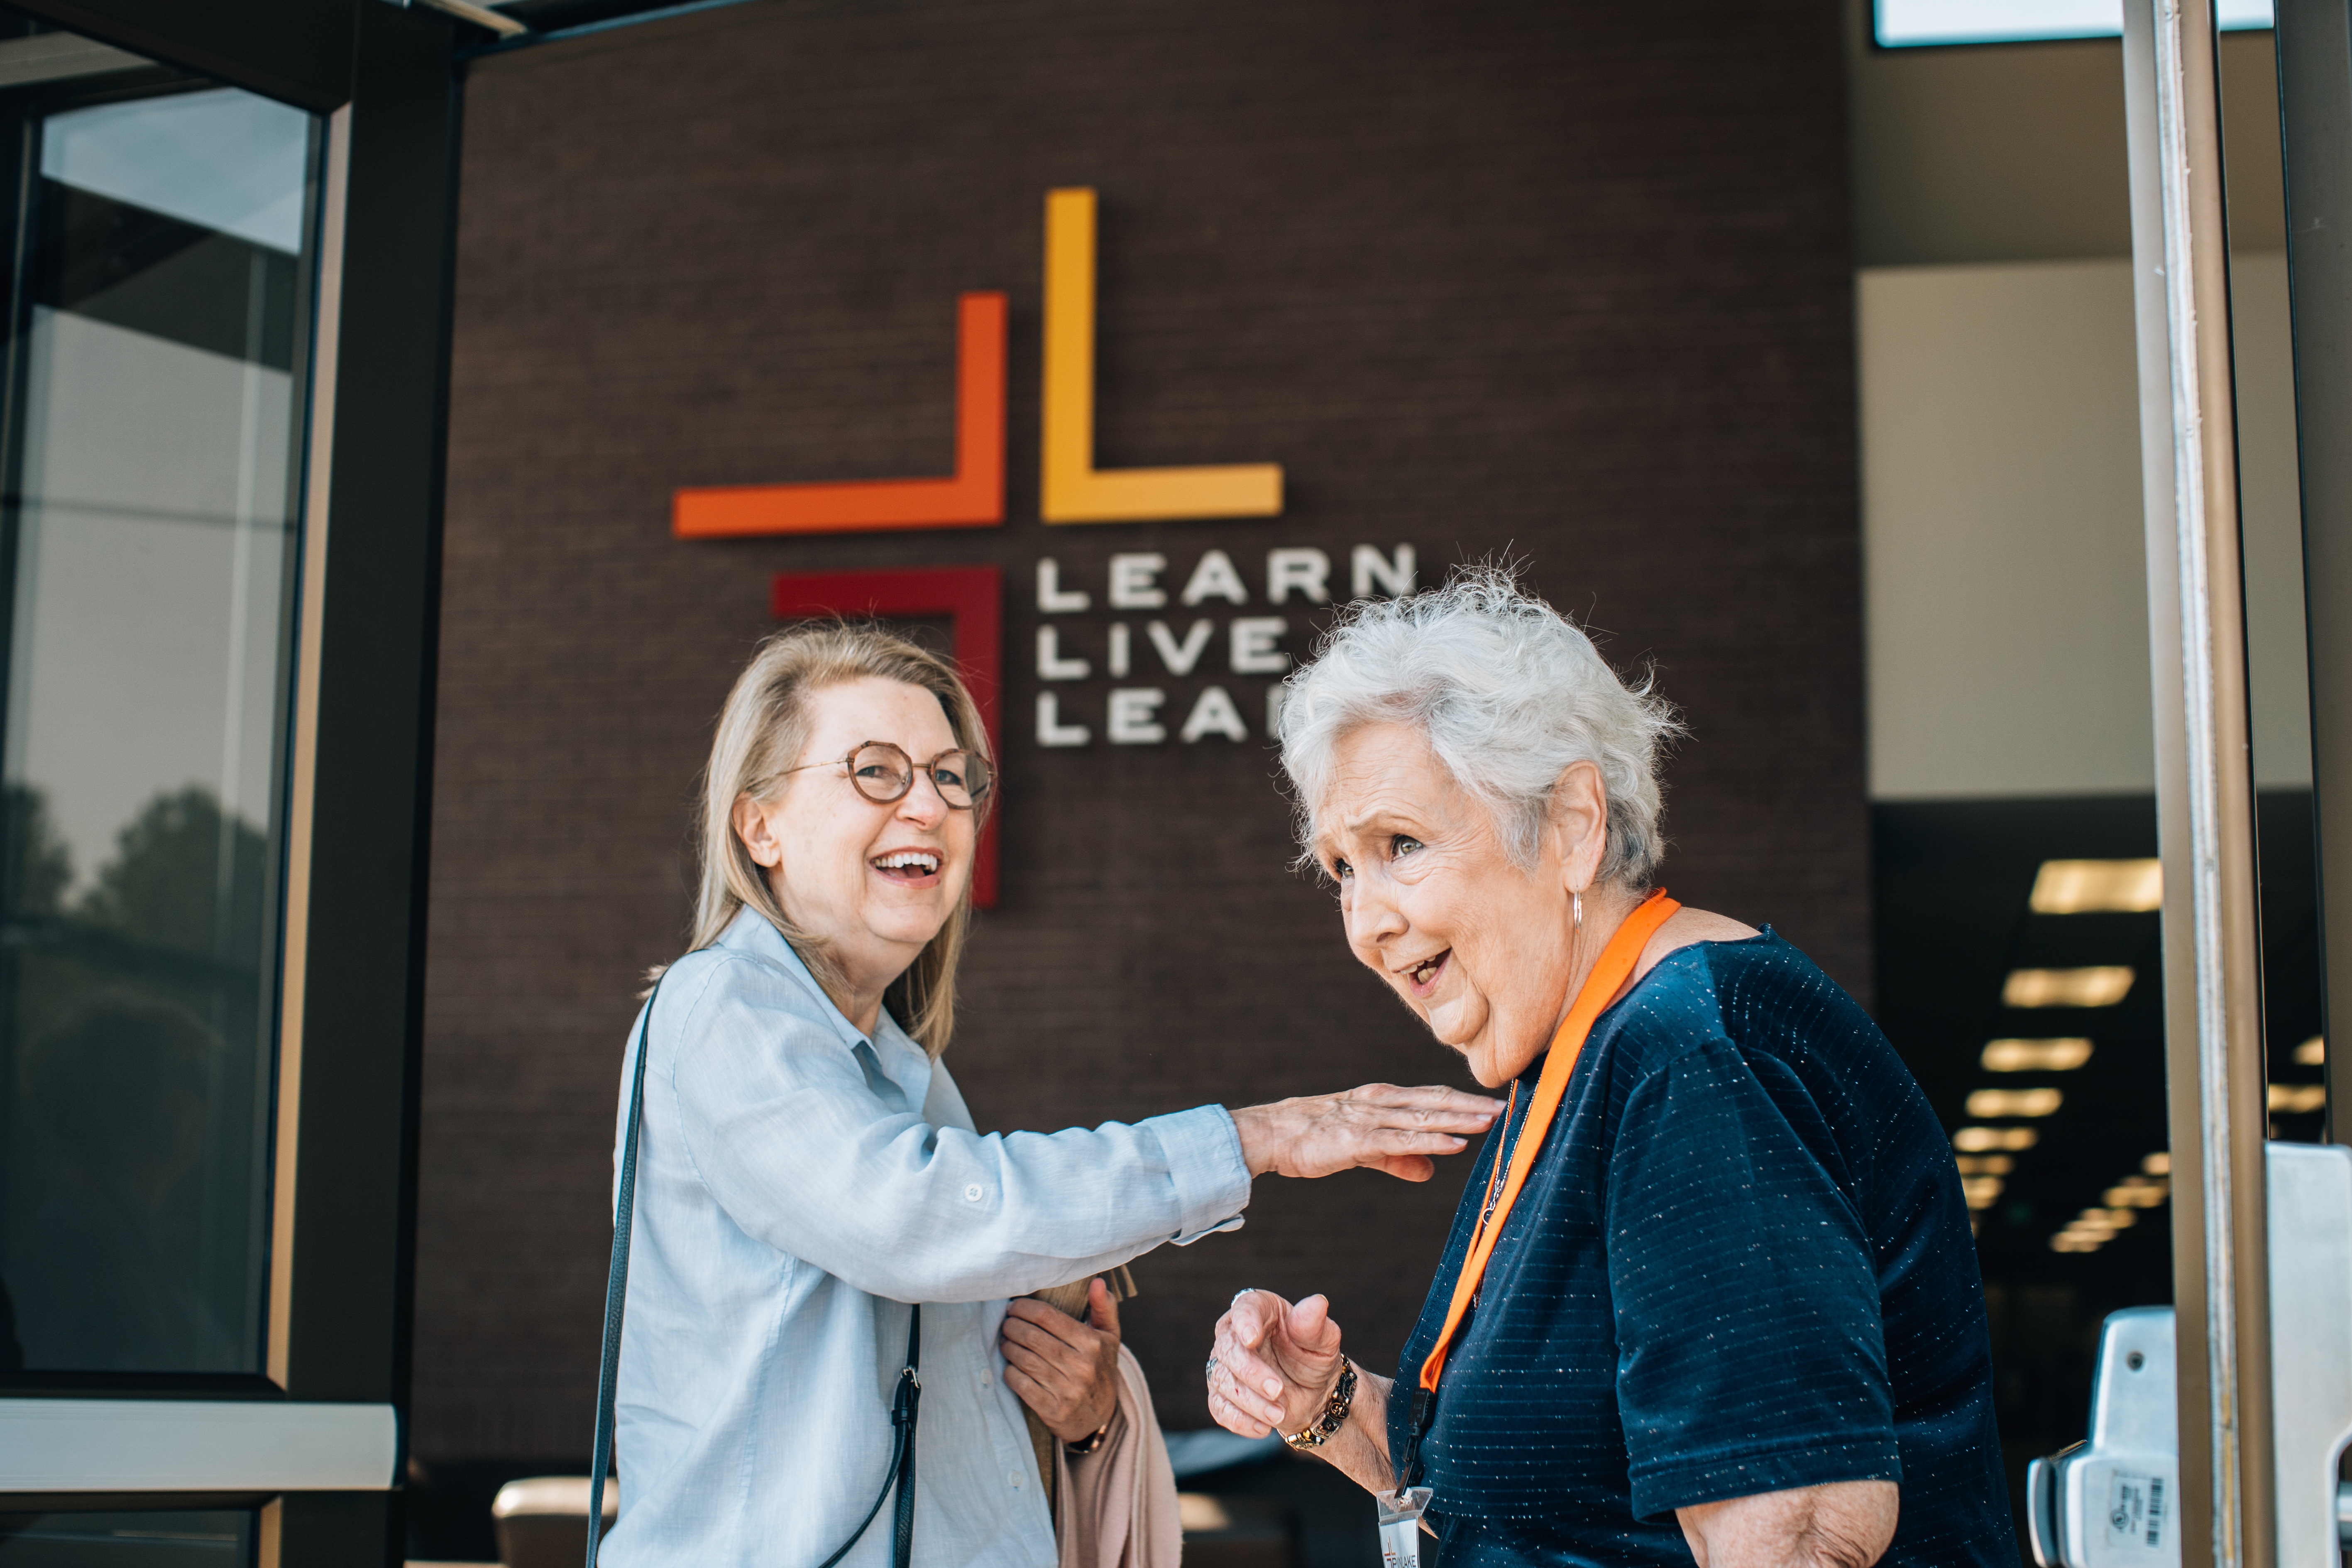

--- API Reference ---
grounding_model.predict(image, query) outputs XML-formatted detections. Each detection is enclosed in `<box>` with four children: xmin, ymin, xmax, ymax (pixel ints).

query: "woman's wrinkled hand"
<box><xmin>1000</xmin><ymin>1277</ymin><xmax>1123</xmax><ymax>1443</ymax></box>
<box><xmin>1230</xmin><ymin>1083</ymin><xmax>1501</xmax><ymax>1181</ymax></box>
<box><xmin>1207</xmin><ymin>1288</ymin><xmax>1347</xmax><ymax>1439</ymax></box>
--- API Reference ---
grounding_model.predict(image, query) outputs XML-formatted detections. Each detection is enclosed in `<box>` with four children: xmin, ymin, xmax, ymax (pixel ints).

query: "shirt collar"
<box><xmin>715</xmin><ymin>904</ymin><xmax>933</xmax><ymax>1100</ymax></box>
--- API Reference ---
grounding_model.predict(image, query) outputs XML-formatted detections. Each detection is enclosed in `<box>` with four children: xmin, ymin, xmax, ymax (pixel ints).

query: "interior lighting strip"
<box><xmin>2050</xmin><ymin>1154</ymin><xmax>2172</xmax><ymax>1252</ymax></box>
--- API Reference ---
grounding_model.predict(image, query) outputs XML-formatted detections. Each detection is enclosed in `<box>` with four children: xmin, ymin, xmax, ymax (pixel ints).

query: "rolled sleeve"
<box><xmin>1144</xmin><ymin>1104</ymin><xmax>1250</xmax><ymax>1243</ymax></box>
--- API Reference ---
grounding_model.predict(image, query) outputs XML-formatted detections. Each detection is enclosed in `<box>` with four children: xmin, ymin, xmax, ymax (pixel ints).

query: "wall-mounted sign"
<box><xmin>669</xmin><ymin>188</ymin><xmax>1285</xmax><ymax>536</ymax></box>
<box><xmin>1027</xmin><ymin>545</ymin><xmax>1414</xmax><ymax>746</ymax></box>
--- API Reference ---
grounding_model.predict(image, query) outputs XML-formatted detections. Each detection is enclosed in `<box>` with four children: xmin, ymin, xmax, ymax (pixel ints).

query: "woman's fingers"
<box><xmin>1004</xmin><ymin>1362</ymin><xmax>1079</xmax><ymax>1426</ymax></box>
<box><xmin>1211</xmin><ymin>1308</ymin><xmax>1292</xmax><ymax>1426</ymax></box>
<box><xmin>1214</xmin><ymin>1331</ymin><xmax>1287</xmax><ymax>1404</ymax></box>
<box><xmin>1003</xmin><ymin>1321</ymin><xmax>1094</xmax><ymax>1388</ymax></box>
<box><xmin>1003</xmin><ymin>1358</ymin><xmax>1062</xmax><ymax>1412</ymax></box>
<box><xmin>1223</xmin><ymin>1290</ymin><xmax>1284</xmax><ymax>1353</ymax></box>
<box><xmin>1347</xmin><ymin>1084</ymin><xmax>1507</xmax><ymax>1137</ymax></box>
<box><xmin>1350</xmin><ymin>1082</ymin><xmax>1506</xmax><ymax>1126</ymax></box>
<box><xmin>1006</xmin><ymin>1297</ymin><xmax>1095</xmax><ymax>1353</ymax></box>
<box><xmin>1210</xmin><ymin>1358</ymin><xmax>1287</xmax><ymax>1428</ymax></box>
<box><xmin>1232</xmin><ymin>1087</ymin><xmax>1497</xmax><ymax>1180</ymax></box>
<box><xmin>1000</xmin><ymin>1334</ymin><xmax>1073</xmax><ymax>1388</ymax></box>
<box><xmin>1207</xmin><ymin>1385</ymin><xmax>1273</xmax><ymax>1439</ymax></box>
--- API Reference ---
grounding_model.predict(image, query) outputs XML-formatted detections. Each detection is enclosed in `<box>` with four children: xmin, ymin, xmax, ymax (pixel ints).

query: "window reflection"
<box><xmin>0</xmin><ymin>39</ymin><xmax>319</xmax><ymax>1376</ymax></box>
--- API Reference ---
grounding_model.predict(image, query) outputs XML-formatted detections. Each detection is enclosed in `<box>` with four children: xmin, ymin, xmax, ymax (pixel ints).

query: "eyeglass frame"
<box><xmin>780</xmin><ymin>740</ymin><xmax>995</xmax><ymax>810</ymax></box>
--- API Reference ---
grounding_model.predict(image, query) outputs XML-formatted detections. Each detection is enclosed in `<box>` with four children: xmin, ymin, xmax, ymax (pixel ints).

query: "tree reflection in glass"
<box><xmin>5</xmin><ymin>785</ymin><xmax>274</xmax><ymax>1372</ymax></box>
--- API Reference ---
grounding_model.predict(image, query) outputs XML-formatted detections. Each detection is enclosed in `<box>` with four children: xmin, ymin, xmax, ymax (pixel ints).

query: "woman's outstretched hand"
<box><xmin>1208</xmin><ymin>1288</ymin><xmax>1347</xmax><ymax>1439</ymax></box>
<box><xmin>1230</xmin><ymin>1084</ymin><xmax>1501</xmax><ymax>1181</ymax></box>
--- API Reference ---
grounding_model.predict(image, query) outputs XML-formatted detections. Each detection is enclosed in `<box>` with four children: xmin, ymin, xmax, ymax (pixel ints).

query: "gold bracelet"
<box><xmin>1281</xmin><ymin>1360</ymin><xmax>1357</xmax><ymax>1451</ymax></box>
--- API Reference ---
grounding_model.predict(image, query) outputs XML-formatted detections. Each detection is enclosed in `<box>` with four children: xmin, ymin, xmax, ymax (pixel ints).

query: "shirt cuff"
<box><xmin>1627</xmin><ymin>1433</ymin><xmax>1903</xmax><ymax>1522</ymax></box>
<box><xmin>1147</xmin><ymin>1105</ymin><xmax>1251</xmax><ymax>1242</ymax></box>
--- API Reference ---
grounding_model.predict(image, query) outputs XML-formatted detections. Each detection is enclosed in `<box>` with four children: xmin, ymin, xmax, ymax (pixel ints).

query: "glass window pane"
<box><xmin>1876</xmin><ymin>0</ymin><xmax>2273</xmax><ymax>46</ymax></box>
<box><xmin>0</xmin><ymin>1509</ymin><xmax>254</xmax><ymax>1567</ymax></box>
<box><xmin>0</xmin><ymin>35</ymin><xmax>322</xmax><ymax>1376</ymax></box>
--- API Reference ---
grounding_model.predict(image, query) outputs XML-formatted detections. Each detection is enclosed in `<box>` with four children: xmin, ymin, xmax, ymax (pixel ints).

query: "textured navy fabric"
<box><xmin>1386</xmin><ymin>931</ymin><xmax>2011</xmax><ymax>1566</ymax></box>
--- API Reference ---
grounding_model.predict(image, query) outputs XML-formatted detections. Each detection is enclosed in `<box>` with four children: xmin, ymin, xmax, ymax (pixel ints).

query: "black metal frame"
<box><xmin>0</xmin><ymin>0</ymin><xmax>461</xmax><ymax>1560</ymax></box>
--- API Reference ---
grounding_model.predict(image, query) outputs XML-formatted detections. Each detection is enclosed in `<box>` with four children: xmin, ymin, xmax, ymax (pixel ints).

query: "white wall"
<box><xmin>1859</xmin><ymin>252</ymin><xmax>2310</xmax><ymax>798</ymax></box>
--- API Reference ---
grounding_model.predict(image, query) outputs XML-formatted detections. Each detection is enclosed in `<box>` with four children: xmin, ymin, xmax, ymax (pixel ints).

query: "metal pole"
<box><xmin>2275</xmin><ymin>0</ymin><xmax>2352</xmax><ymax>1150</ymax></box>
<box><xmin>2120</xmin><ymin>2</ymin><xmax>2276</xmax><ymax>1565</ymax></box>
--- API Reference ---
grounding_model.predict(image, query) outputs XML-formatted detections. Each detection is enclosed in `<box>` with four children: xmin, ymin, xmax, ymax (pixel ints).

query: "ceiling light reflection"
<box><xmin>1982</xmin><ymin>1037</ymin><xmax>2093</xmax><ymax>1071</ymax></box>
<box><xmin>2269</xmin><ymin>1083</ymin><xmax>2326</xmax><ymax>1114</ymax></box>
<box><xmin>1953</xmin><ymin>1125</ymin><xmax>2039</xmax><ymax>1152</ymax></box>
<box><xmin>1965</xmin><ymin>1087</ymin><xmax>2063</xmax><ymax>1118</ymax></box>
<box><xmin>2003</xmin><ymin>967</ymin><xmax>2134</xmax><ymax>1008</ymax></box>
<box><xmin>2029</xmin><ymin>858</ymin><xmax>2164</xmax><ymax>914</ymax></box>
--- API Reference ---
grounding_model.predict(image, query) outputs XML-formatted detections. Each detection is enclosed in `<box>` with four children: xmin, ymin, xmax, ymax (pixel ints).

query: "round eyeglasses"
<box><xmin>784</xmin><ymin>741</ymin><xmax>993</xmax><ymax>810</ymax></box>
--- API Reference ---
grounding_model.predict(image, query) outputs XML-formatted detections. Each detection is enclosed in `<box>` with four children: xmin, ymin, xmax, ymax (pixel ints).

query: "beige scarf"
<box><xmin>1022</xmin><ymin>1271</ymin><xmax>1181</xmax><ymax>1568</ymax></box>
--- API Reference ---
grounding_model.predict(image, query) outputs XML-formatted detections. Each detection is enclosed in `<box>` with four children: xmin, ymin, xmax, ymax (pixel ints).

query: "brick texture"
<box><xmin>415</xmin><ymin>0</ymin><xmax>1863</xmax><ymax>1460</ymax></box>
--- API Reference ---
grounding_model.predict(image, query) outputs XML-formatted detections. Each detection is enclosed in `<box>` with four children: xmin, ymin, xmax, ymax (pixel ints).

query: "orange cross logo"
<box><xmin>671</xmin><ymin>188</ymin><xmax>1285</xmax><ymax>537</ymax></box>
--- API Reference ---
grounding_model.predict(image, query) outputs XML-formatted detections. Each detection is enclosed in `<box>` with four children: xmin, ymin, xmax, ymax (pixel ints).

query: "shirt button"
<box><xmin>1009</xmin><ymin>1470</ymin><xmax>1023</xmax><ymax>1489</ymax></box>
<box><xmin>964</xmin><ymin>1184</ymin><xmax>983</xmax><ymax>1202</ymax></box>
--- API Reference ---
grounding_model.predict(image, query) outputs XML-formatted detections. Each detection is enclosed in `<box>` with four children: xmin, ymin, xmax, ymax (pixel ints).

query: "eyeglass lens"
<box><xmin>848</xmin><ymin>743</ymin><xmax>990</xmax><ymax>808</ymax></box>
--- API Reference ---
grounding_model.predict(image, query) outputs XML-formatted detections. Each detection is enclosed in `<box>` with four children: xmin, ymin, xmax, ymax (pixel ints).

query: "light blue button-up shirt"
<box><xmin>601</xmin><ymin>909</ymin><xmax>1252</xmax><ymax>1567</ymax></box>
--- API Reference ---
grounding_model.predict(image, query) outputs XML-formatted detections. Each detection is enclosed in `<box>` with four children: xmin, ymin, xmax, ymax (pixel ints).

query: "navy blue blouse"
<box><xmin>1386</xmin><ymin>931</ymin><xmax>2012</xmax><ymax>1566</ymax></box>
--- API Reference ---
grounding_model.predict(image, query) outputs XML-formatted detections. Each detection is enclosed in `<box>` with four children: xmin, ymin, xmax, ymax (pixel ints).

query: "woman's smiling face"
<box><xmin>733</xmin><ymin>676</ymin><xmax>976</xmax><ymax>1023</ymax></box>
<box><xmin>1313</xmin><ymin>722</ymin><xmax>1592</xmax><ymax>1087</ymax></box>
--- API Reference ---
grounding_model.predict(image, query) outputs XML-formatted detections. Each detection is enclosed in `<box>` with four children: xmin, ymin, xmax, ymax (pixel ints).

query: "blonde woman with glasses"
<box><xmin>591</xmin><ymin>623</ymin><xmax>1499</xmax><ymax>1568</ymax></box>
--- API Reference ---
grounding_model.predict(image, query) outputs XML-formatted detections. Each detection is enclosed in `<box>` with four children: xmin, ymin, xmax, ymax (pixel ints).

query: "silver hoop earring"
<box><xmin>1573</xmin><ymin>890</ymin><xmax>1584</xmax><ymax>931</ymax></box>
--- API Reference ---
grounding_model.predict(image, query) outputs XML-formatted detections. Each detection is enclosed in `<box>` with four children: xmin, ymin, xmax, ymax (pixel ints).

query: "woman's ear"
<box><xmin>1548</xmin><ymin>761</ymin><xmax>1609</xmax><ymax>890</ymax></box>
<box><xmin>732</xmin><ymin>793</ymin><xmax>784</xmax><ymax>869</ymax></box>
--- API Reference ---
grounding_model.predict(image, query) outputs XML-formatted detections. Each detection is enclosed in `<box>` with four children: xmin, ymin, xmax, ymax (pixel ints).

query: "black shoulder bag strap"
<box><xmin>587</xmin><ymin>969</ymin><xmax>924</xmax><ymax>1568</ymax></box>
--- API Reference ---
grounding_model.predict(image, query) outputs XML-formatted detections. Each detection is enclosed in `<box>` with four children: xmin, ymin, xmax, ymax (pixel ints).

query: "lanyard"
<box><xmin>1395</xmin><ymin>887</ymin><xmax>1680</xmax><ymax>1487</ymax></box>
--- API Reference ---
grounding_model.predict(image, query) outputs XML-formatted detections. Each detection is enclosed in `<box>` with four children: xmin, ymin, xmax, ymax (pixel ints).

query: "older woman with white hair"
<box><xmin>594</xmin><ymin>622</ymin><xmax>1499</xmax><ymax>1568</ymax></box>
<box><xmin>1204</xmin><ymin>571</ymin><xmax>2012</xmax><ymax>1567</ymax></box>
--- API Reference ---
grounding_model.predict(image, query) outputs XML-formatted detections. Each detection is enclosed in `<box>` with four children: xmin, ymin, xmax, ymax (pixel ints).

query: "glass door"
<box><xmin>0</xmin><ymin>43</ymin><xmax>323</xmax><ymax>1389</ymax></box>
<box><xmin>0</xmin><ymin>0</ymin><xmax>466</xmax><ymax>1559</ymax></box>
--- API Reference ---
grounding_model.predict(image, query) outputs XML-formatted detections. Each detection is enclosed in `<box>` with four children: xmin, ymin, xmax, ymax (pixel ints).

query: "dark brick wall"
<box><xmin>416</xmin><ymin>0</ymin><xmax>1863</xmax><ymax>1460</ymax></box>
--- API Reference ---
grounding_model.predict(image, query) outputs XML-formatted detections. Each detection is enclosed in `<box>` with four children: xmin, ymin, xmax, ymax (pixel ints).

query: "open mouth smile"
<box><xmin>1399</xmin><ymin>950</ymin><xmax>1451</xmax><ymax>996</ymax></box>
<box><xmin>871</xmin><ymin>849</ymin><xmax>944</xmax><ymax>886</ymax></box>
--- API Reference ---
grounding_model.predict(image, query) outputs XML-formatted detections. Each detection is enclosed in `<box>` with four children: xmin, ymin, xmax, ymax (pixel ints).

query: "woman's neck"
<box><xmin>1549</xmin><ymin>881</ymin><xmax>1646</xmax><ymax>1035</ymax></box>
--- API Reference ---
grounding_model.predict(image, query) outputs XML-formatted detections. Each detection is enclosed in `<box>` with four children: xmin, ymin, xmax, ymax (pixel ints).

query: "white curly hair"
<box><xmin>1276</xmin><ymin>565</ymin><xmax>1682</xmax><ymax>887</ymax></box>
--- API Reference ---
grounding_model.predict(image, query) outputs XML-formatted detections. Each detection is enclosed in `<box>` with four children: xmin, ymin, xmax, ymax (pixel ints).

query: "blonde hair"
<box><xmin>687</xmin><ymin>623</ymin><xmax>992</xmax><ymax>1056</ymax></box>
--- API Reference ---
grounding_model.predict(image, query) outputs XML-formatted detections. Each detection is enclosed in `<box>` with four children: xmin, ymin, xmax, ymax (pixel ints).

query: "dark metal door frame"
<box><xmin>0</xmin><ymin>2</ymin><xmax>459</xmax><ymax>1560</ymax></box>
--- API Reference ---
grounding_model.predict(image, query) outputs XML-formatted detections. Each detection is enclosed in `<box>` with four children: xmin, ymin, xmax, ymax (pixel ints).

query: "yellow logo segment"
<box><xmin>1041</xmin><ymin>188</ymin><xmax>1284</xmax><ymax>524</ymax></box>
